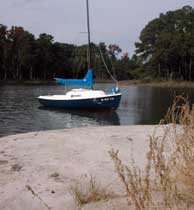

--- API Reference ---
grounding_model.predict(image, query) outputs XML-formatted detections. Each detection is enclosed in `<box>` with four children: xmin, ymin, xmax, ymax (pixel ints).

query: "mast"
<box><xmin>86</xmin><ymin>0</ymin><xmax>91</xmax><ymax>68</ymax></box>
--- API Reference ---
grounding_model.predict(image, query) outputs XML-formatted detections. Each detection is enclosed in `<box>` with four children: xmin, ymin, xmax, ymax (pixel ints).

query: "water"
<box><xmin>0</xmin><ymin>83</ymin><xmax>194</xmax><ymax>137</ymax></box>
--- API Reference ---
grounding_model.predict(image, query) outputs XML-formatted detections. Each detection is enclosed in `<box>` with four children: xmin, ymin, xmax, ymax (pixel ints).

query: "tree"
<box><xmin>0</xmin><ymin>24</ymin><xmax>8</xmax><ymax>80</ymax></box>
<box><xmin>6</xmin><ymin>26</ymin><xmax>35</xmax><ymax>80</ymax></box>
<box><xmin>0</xmin><ymin>23</ymin><xmax>135</xmax><ymax>81</ymax></box>
<box><xmin>35</xmin><ymin>33</ymin><xmax>54</xmax><ymax>80</ymax></box>
<box><xmin>108</xmin><ymin>44</ymin><xmax>122</xmax><ymax>59</ymax></box>
<box><xmin>135</xmin><ymin>6</ymin><xmax>194</xmax><ymax>80</ymax></box>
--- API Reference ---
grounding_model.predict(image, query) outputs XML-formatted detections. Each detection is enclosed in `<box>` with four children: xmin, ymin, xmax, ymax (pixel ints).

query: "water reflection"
<box><xmin>39</xmin><ymin>107</ymin><xmax>120</xmax><ymax>126</ymax></box>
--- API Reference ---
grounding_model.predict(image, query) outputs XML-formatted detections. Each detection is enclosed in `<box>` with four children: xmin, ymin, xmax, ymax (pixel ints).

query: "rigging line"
<box><xmin>98</xmin><ymin>45</ymin><xmax>118</xmax><ymax>85</ymax></box>
<box><xmin>85</xmin><ymin>1</ymin><xmax>112</xmax><ymax>84</ymax></box>
<box><xmin>109</xmin><ymin>56</ymin><xmax>117</xmax><ymax>81</ymax></box>
<box><xmin>86</xmin><ymin>0</ymin><xmax>91</xmax><ymax>67</ymax></box>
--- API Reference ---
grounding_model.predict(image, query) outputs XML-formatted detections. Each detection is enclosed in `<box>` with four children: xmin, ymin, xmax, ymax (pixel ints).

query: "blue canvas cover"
<box><xmin>55</xmin><ymin>68</ymin><xmax>93</xmax><ymax>86</ymax></box>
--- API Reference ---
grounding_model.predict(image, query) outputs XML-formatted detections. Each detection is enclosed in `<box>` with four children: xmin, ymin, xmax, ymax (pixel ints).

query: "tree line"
<box><xmin>0</xmin><ymin>25</ymin><xmax>135</xmax><ymax>81</ymax></box>
<box><xmin>135</xmin><ymin>5</ymin><xmax>194</xmax><ymax>81</ymax></box>
<box><xmin>1</xmin><ymin>5</ymin><xmax>194</xmax><ymax>81</ymax></box>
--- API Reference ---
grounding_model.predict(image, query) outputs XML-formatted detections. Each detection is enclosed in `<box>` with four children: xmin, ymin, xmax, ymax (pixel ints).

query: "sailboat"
<box><xmin>38</xmin><ymin>0</ymin><xmax>122</xmax><ymax>110</ymax></box>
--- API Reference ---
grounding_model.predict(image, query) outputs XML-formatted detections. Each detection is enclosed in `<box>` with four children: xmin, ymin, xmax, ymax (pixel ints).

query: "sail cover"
<box><xmin>55</xmin><ymin>68</ymin><xmax>93</xmax><ymax>86</ymax></box>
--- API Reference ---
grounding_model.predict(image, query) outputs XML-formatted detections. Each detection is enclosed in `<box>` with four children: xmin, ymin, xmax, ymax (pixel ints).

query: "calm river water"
<box><xmin>0</xmin><ymin>83</ymin><xmax>194</xmax><ymax>137</ymax></box>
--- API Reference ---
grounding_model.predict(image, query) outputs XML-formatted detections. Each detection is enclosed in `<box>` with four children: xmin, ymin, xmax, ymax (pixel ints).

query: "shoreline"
<box><xmin>118</xmin><ymin>80</ymin><xmax>194</xmax><ymax>88</ymax></box>
<box><xmin>1</xmin><ymin>79</ymin><xmax>194</xmax><ymax>88</ymax></box>
<box><xmin>0</xmin><ymin>125</ymin><xmax>160</xmax><ymax>210</ymax></box>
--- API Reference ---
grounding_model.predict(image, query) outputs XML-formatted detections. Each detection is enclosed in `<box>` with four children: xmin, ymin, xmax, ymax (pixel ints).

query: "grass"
<box><xmin>110</xmin><ymin>95</ymin><xmax>194</xmax><ymax>210</ymax></box>
<box><xmin>69</xmin><ymin>95</ymin><xmax>194</xmax><ymax>209</ymax></box>
<box><xmin>118</xmin><ymin>79</ymin><xmax>194</xmax><ymax>88</ymax></box>
<box><xmin>141</xmin><ymin>80</ymin><xmax>194</xmax><ymax>88</ymax></box>
<box><xmin>69</xmin><ymin>175</ymin><xmax>117</xmax><ymax>206</ymax></box>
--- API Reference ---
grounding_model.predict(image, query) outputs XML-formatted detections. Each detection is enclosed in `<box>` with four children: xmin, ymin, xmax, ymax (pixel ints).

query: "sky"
<box><xmin>0</xmin><ymin>0</ymin><xmax>194</xmax><ymax>56</ymax></box>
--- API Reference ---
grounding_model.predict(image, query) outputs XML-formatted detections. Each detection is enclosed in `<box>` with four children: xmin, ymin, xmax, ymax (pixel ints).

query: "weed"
<box><xmin>69</xmin><ymin>175</ymin><xmax>116</xmax><ymax>206</ymax></box>
<box><xmin>110</xmin><ymin>96</ymin><xmax>194</xmax><ymax>210</ymax></box>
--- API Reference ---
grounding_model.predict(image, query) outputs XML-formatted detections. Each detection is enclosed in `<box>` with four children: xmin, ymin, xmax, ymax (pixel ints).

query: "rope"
<box><xmin>98</xmin><ymin>45</ymin><xmax>118</xmax><ymax>85</ymax></box>
<box><xmin>109</xmin><ymin>56</ymin><xmax>117</xmax><ymax>81</ymax></box>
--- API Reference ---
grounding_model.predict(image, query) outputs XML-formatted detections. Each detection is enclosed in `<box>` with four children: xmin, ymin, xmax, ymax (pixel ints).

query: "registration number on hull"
<box><xmin>101</xmin><ymin>97</ymin><xmax>114</xmax><ymax>102</ymax></box>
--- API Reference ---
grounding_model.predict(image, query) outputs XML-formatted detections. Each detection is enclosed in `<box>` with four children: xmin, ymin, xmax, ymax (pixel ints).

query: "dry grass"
<box><xmin>69</xmin><ymin>175</ymin><xmax>117</xmax><ymax>206</ymax></box>
<box><xmin>140</xmin><ymin>80</ymin><xmax>194</xmax><ymax>88</ymax></box>
<box><xmin>69</xmin><ymin>96</ymin><xmax>194</xmax><ymax>209</ymax></box>
<box><xmin>110</xmin><ymin>96</ymin><xmax>194</xmax><ymax>210</ymax></box>
<box><xmin>117</xmin><ymin>80</ymin><xmax>194</xmax><ymax>88</ymax></box>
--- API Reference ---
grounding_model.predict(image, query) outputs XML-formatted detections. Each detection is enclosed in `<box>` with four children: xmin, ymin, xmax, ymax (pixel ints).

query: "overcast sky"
<box><xmin>1</xmin><ymin>0</ymin><xmax>194</xmax><ymax>55</ymax></box>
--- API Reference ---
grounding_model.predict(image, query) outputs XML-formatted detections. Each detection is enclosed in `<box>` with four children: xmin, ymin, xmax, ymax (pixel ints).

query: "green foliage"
<box><xmin>136</xmin><ymin>5</ymin><xmax>194</xmax><ymax>81</ymax></box>
<box><xmin>0</xmin><ymin>24</ymin><xmax>138</xmax><ymax>81</ymax></box>
<box><xmin>2</xmin><ymin>6</ymin><xmax>194</xmax><ymax>81</ymax></box>
<box><xmin>131</xmin><ymin>67</ymin><xmax>146</xmax><ymax>80</ymax></box>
